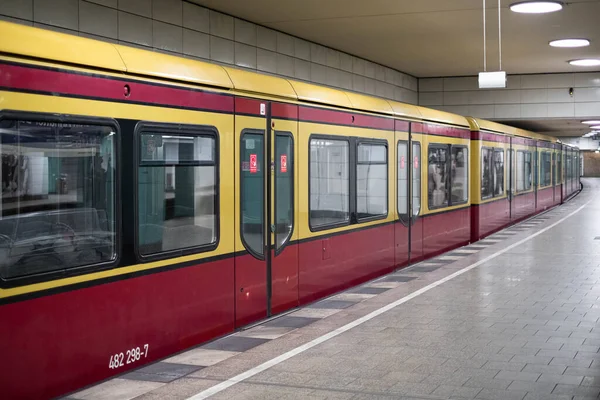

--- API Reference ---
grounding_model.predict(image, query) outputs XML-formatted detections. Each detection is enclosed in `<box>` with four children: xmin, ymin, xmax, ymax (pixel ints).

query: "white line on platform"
<box><xmin>187</xmin><ymin>199</ymin><xmax>590</xmax><ymax>400</ymax></box>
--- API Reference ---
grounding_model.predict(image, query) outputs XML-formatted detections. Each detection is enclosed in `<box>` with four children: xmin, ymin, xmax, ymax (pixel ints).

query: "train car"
<box><xmin>0</xmin><ymin>21</ymin><xmax>581</xmax><ymax>399</ymax></box>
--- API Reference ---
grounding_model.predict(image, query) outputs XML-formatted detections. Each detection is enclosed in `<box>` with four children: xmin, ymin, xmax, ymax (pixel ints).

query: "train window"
<box><xmin>0</xmin><ymin>118</ymin><xmax>117</xmax><ymax>280</ymax></box>
<box><xmin>481</xmin><ymin>147</ymin><xmax>492</xmax><ymax>199</ymax></box>
<box><xmin>428</xmin><ymin>145</ymin><xmax>449</xmax><ymax>208</ymax></box>
<box><xmin>356</xmin><ymin>142</ymin><xmax>387</xmax><ymax>220</ymax></box>
<box><xmin>275</xmin><ymin>132</ymin><xmax>293</xmax><ymax>252</ymax></box>
<box><xmin>138</xmin><ymin>128</ymin><xmax>217</xmax><ymax>258</ymax></box>
<box><xmin>516</xmin><ymin>151</ymin><xmax>525</xmax><ymax>192</ymax></box>
<box><xmin>240</xmin><ymin>131</ymin><xmax>264</xmax><ymax>257</ymax></box>
<box><xmin>412</xmin><ymin>142</ymin><xmax>421</xmax><ymax>216</ymax></box>
<box><xmin>524</xmin><ymin>151</ymin><xmax>532</xmax><ymax>190</ymax></box>
<box><xmin>451</xmin><ymin>146</ymin><xmax>468</xmax><ymax>204</ymax></box>
<box><xmin>493</xmin><ymin>149</ymin><xmax>504</xmax><ymax>197</ymax></box>
<box><xmin>397</xmin><ymin>141</ymin><xmax>408</xmax><ymax>219</ymax></box>
<box><xmin>541</xmin><ymin>151</ymin><xmax>551</xmax><ymax>187</ymax></box>
<box><xmin>309</xmin><ymin>137</ymin><xmax>350</xmax><ymax>230</ymax></box>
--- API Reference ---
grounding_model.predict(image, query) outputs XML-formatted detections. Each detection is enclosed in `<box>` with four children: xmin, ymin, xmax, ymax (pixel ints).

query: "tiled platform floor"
<box><xmin>68</xmin><ymin>179</ymin><xmax>600</xmax><ymax>400</ymax></box>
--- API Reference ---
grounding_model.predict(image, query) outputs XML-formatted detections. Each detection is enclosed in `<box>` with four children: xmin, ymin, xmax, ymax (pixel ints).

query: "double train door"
<box><xmin>234</xmin><ymin>101</ymin><xmax>299</xmax><ymax>327</ymax></box>
<box><xmin>395</xmin><ymin>123</ymin><xmax>423</xmax><ymax>266</ymax></box>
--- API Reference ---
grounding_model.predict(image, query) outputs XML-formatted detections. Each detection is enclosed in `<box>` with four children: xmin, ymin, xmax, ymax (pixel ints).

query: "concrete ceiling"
<box><xmin>502</xmin><ymin>118</ymin><xmax>598</xmax><ymax>137</ymax></box>
<box><xmin>191</xmin><ymin>0</ymin><xmax>600</xmax><ymax>78</ymax></box>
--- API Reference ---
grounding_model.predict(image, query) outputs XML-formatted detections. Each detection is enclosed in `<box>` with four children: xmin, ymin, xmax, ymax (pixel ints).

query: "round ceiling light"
<box><xmin>549</xmin><ymin>39</ymin><xmax>590</xmax><ymax>48</ymax></box>
<box><xmin>569</xmin><ymin>59</ymin><xmax>600</xmax><ymax>67</ymax></box>
<box><xmin>582</xmin><ymin>120</ymin><xmax>600</xmax><ymax>125</ymax></box>
<box><xmin>591</xmin><ymin>125</ymin><xmax>600</xmax><ymax>130</ymax></box>
<box><xmin>510</xmin><ymin>1</ymin><xmax>563</xmax><ymax>13</ymax></box>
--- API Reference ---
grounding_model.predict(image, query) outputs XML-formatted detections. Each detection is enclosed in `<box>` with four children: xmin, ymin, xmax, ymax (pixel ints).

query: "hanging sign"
<box><xmin>280</xmin><ymin>154</ymin><xmax>287</xmax><ymax>173</ymax></box>
<box><xmin>400</xmin><ymin>156</ymin><xmax>405</xmax><ymax>169</ymax></box>
<box><xmin>250</xmin><ymin>154</ymin><xmax>257</xmax><ymax>173</ymax></box>
<box><xmin>414</xmin><ymin>156</ymin><xmax>419</xmax><ymax>169</ymax></box>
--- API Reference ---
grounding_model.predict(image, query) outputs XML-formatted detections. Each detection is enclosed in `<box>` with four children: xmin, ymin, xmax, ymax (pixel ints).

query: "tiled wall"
<box><xmin>559</xmin><ymin>137</ymin><xmax>599</xmax><ymax>151</ymax></box>
<box><xmin>419</xmin><ymin>73</ymin><xmax>600</xmax><ymax>119</ymax></box>
<box><xmin>0</xmin><ymin>0</ymin><xmax>418</xmax><ymax>104</ymax></box>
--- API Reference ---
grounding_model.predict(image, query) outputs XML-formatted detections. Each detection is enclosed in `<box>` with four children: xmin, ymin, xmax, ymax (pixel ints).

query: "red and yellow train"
<box><xmin>0</xmin><ymin>22</ymin><xmax>581</xmax><ymax>399</ymax></box>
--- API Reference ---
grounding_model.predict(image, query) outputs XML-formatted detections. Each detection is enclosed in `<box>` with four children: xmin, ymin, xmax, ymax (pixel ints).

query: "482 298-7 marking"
<box><xmin>108</xmin><ymin>344</ymin><xmax>149</xmax><ymax>369</ymax></box>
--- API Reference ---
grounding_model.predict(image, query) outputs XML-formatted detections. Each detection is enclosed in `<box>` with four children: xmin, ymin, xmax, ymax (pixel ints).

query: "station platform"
<box><xmin>66</xmin><ymin>179</ymin><xmax>600</xmax><ymax>400</ymax></box>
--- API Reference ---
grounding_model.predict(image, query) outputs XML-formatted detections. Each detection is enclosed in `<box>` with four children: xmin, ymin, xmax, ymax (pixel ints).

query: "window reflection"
<box><xmin>0</xmin><ymin>119</ymin><xmax>116</xmax><ymax>279</ymax></box>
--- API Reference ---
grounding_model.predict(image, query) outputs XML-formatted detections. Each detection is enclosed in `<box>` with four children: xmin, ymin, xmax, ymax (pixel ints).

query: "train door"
<box><xmin>395</xmin><ymin>121</ymin><xmax>422</xmax><ymax>267</ymax></box>
<box><xmin>235</xmin><ymin>100</ymin><xmax>298</xmax><ymax>327</ymax></box>
<box><xmin>533</xmin><ymin>143</ymin><xmax>540</xmax><ymax>213</ymax></box>
<box><xmin>508</xmin><ymin>138</ymin><xmax>514</xmax><ymax>219</ymax></box>
<box><xmin>552</xmin><ymin>150</ymin><xmax>556</xmax><ymax>204</ymax></box>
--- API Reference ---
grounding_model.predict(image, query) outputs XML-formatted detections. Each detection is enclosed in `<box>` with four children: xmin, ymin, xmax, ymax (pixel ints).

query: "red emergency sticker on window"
<box><xmin>280</xmin><ymin>154</ymin><xmax>287</xmax><ymax>173</ymax></box>
<box><xmin>250</xmin><ymin>154</ymin><xmax>257</xmax><ymax>173</ymax></box>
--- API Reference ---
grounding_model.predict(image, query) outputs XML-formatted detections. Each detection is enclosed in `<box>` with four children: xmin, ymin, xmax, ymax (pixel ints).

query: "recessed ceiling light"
<box><xmin>569</xmin><ymin>59</ymin><xmax>600</xmax><ymax>67</ymax></box>
<box><xmin>549</xmin><ymin>39</ymin><xmax>590</xmax><ymax>48</ymax></box>
<box><xmin>510</xmin><ymin>1</ymin><xmax>563</xmax><ymax>13</ymax></box>
<box><xmin>591</xmin><ymin>125</ymin><xmax>600</xmax><ymax>130</ymax></box>
<box><xmin>582</xmin><ymin>120</ymin><xmax>600</xmax><ymax>125</ymax></box>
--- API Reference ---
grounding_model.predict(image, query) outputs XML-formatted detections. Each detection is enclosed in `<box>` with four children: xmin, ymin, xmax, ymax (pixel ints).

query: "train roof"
<box><xmin>0</xmin><ymin>20</ymin><xmax>570</xmax><ymax>142</ymax></box>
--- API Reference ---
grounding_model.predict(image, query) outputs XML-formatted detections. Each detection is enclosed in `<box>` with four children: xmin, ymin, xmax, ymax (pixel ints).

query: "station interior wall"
<box><xmin>0</xmin><ymin>0</ymin><xmax>418</xmax><ymax>104</ymax></box>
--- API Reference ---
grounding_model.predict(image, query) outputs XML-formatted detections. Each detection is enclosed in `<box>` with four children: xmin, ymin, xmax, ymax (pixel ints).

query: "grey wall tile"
<box><xmin>384</xmin><ymin>67</ymin><xmax>396</xmax><ymax>84</ymax></box>
<box><xmin>495</xmin><ymin>104</ymin><xmax>521</xmax><ymax>119</ymax></box>
<box><xmin>352</xmin><ymin>57</ymin><xmax>365</xmax><ymax>76</ymax></box>
<box><xmin>548</xmin><ymin>103</ymin><xmax>575</xmax><ymax>118</ymax></box>
<box><xmin>0</xmin><ymin>15</ymin><xmax>33</xmax><ymax>25</ymax></box>
<box><xmin>294</xmin><ymin>38</ymin><xmax>310</xmax><ymax>60</ymax></box>
<box><xmin>419</xmin><ymin>92</ymin><xmax>444</xmax><ymax>106</ymax></box>
<box><xmin>256</xmin><ymin>26</ymin><xmax>276</xmax><ymax>51</ymax></box>
<box><xmin>86</xmin><ymin>0</ymin><xmax>117</xmax><ymax>7</ymax></box>
<box><xmin>373</xmin><ymin>64</ymin><xmax>384</xmax><ymax>81</ymax></box>
<box><xmin>183</xmin><ymin>28</ymin><xmax>209</xmax><ymax>59</ymax></box>
<box><xmin>235</xmin><ymin>42</ymin><xmax>256</xmax><ymax>69</ymax></box>
<box><xmin>364</xmin><ymin>77</ymin><xmax>376</xmax><ymax>94</ymax></box>
<box><xmin>276</xmin><ymin>31</ymin><xmax>294</xmax><ymax>56</ymax></box>
<box><xmin>80</xmin><ymin>1</ymin><xmax>117</xmax><ymax>39</ymax></box>
<box><xmin>574</xmin><ymin>87</ymin><xmax>600</xmax><ymax>102</ymax></box>
<box><xmin>443</xmin><ymin>76</ymin><xmax>478</xmax><ymax>91</ymax></box>
<box><xmin>257</xmin><ymin>48</ymin><xmax>276</xmax><ymax>73</ymax></box>
<box><xmin>339</xmin><ymin>52</ymin><xmax>352</xmax><ymax>72</ymax></box>
<box><xmin>276</xmin><ymin>53</ymin><xmax>294</xmax><ymax>77</ymax></box>
<box><xmin>294</xmin><ymin>58</ymin><xmax>310</xmax><ymax>81</ymax></box>
<box><xmin>420</xmin><ymin>78</ymin><xmax>443</xmax><ymax>92</ymax></box>
<box><xmin>339</xmin><ymin>71</ymin><xmax>352</xmax><ymax>90</ymax></box>
<box><xmin>493</xmin><ymin>89</ymin><xmax>520</xmax><ymax>104</ymax></box>
<box><xmin>547</xmin><ymin>73</ymin><xmax>574</xmax><ymax>89</ymax></box>
<box><xmin>234</xmin><ymin>18</ymin><xmax>256</xmax><ymax>46</ymax></box>
<box><xmin>311</xmin><ymin>43</ymin><xmax>327</xmax><ymax>65</ymax></box>
<box><xmin>153</xmin><ymin>20</ymin><xmax>182</xmax><ymax>52</ymax></box>
<box><xmin>521</xmin><ymin>103</ymin><xmax>548</xmax><ymax>118</ymax></box>
<box><xmin>311</xmin><ymin>62</ymin><xmax>327</xmax><ymax>84</ymax></box>
<box><xmin>182</xmin><ymin>2</ymin><xmax>208</xmax><ymax>33</ymax></box>
<box><xmin>353</xmin><ymin>74</ymin><xmax>365</xmax><ymax>92</ymax></box>
<box><xmin>118</xmin><ymin>0</ymin><xmax>151</xmax><ymax>18</ymax></box>
<box><xmin>0</xmin><ymin>0</ymin><xmax>33</xmax><ymax>20</ymax></box>
<box><xmin>548</xmin><ymin>88</ymin><xmax>574</xmax><ymax>103</ymax></box>
<box><xmin>33</xmin><ymin>21</ymin><xmax>75</xmax><ymax>34</ymax></box>
<box><xmin>364</xmin><ymin>61</ymin><xmax>376</xmax><ymax>79</ymax></box>
<box><xmin>34</xmin><ymin>0</ymin><xmax>78</xmax><ymax>30</ymax></box>
<box><xmin>326</xmin><ymin>48</ymin><xmax>340</xmax><ymax>69</ymax></box>
<box><xmin>521</xmin><ymin>89</ymin><xmax>548</xmax><ymax>104</ymax></box>
<box><xmin>521</xmin><ymin>74</ymin><xmax>548</xmax><ymax>89</ymax></box>
<box><xmin>152</xmin><ymin>0</ymin><xmax>181</xmax><ymax>26</ymax></box>
<box><xmin>209</xmin><ymin>10</ymin><xmax>233</xmax><ymax>40</ymax></box>
<box><xmin>210</xmin><ymin>35</ymin><xmax>234</xmax><ymax>64</ymax></box>
<box><xmin>326</xmin><ymin>66</ymin><xmax>340</xmax><ymax>87</ymax></box>
<box><xmin>575</xmin><ymin>101</ymin><xmax>600</xmax><ymax>117</ymax></box>
<box><xmin>574</xmin><ymin>72</ymin><xmax>600</xmax><ymax>88</ymax></box>
<box><xmin>118</xmin><ymin>11</ymin><xmax>152</xmax><ymax>46</ymax></box>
